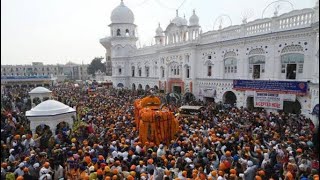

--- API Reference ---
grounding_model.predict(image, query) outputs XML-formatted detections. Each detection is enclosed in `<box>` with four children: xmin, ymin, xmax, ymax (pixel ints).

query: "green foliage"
<box><xmin>87</xmin><ymin>57</ymin><xmax>106</xmax><ymax>77</ymax></box>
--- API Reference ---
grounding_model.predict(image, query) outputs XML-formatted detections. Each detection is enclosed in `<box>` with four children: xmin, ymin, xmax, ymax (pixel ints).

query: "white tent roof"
<box><xmin>29</xmin><ymin>87</ymin><xmax>52</xmax><ymax>94</ymax></box>
<box><xmin>26</xmin><ymin>100</ymin><xmax>75</xmax><ymax>117</ymax></box>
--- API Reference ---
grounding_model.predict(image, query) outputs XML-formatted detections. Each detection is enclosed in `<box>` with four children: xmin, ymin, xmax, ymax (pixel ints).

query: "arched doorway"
<box><xmin>132</xmin><ymin>83</ymin><xmax>136</xmax><ymax>91</ymax></box>
<box><xmin>138</xmin><ymin>84</ymin><xmax>143</xmax><ymax>90</ymax></box>
<box><xmin>117</xmin><ymin>83</ymin><xmax>124</xmax><ymax>88</ymax></box>
<box><xmin>35</xmin><ymin>124</ymin><xmax>53</xmax><ymax>149</ymax></box>
<box><xmin>33</xmin><ymin>97</ymin><xmax>41</xmax><ymax>106</ymax></box>
<box><xmin>283</xmin><ymin>100</ymin><xmax>301</xmax><ymax>114</ymax></box>
<box><xmin>223</xmin><ymin>91</ymin><xmax>237</xmax><ymax>106</ymax></box>
<box><xmin>145</xmin><ymin>85</ymin><xmax>150</xmax><ymax>91</ymax></box>
<box><xmin>154</xmin><ymin>85</ymin><xmax>159</xmax><ymax>90</ymax></box>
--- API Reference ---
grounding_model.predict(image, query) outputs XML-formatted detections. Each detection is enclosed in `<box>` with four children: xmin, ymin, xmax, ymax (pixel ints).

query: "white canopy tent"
<box><xmin>26</xmin><ymin>100</ymin><xmax>76</xmax><ymax>135</ymax></box>
<box><xmin>28</xmin><ymin>87</ymin><xmax>52</xmax><ymax>107</ymax></box>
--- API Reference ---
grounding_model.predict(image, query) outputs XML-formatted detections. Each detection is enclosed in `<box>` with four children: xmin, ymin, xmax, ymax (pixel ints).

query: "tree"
<box><xmin>87</xmin><ymin>57</ymin><xmax>106</xmax><ymax>77</ymax></box>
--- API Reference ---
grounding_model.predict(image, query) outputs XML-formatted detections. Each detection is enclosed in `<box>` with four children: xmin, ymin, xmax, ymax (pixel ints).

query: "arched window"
<box><xmin>132</xmin><ymin>66</ymin><xmax>135</xmax><ymax>77</ymax></box>
<box><xmin>225</xmin><ymin>58</ymin><xmax>237</xmax><ymax>73</ymax></box>
<box><xmin>185</xmin><ymin>65</ymin><xmax>190</xmax><ymax>78</ymax></box>
<box><xmin>117</xmin><ymin>29</ymin><xmax>121</xmax><ymax>36</ymax></box>
<box><xmin>280</xmin><ymin>45</ymin><xmax>304</xmax><ymax>80</ymax></box>
<box><xmin>125</xmin><ymin>29</ymin><xmax>130</xmax><ymax>36</ymax></box>
<box><xmin>138</xmin><ymin>68</ymin><xmax>142</xmax><ymax>77</ymax></box>
<box><xmin>145</xmin><ymin>66</ymin><xmax>150</xmax><ymax>77</ymax></box>
<box><xmin>224</xmin><ymin>52</ymin><xmax>237</xmax><ymax>74</ymax></box>
<box><xmin>169</xmin><ymin>62</ymin><xmax>180</xmax><ymax>77</ymax></box>
<box><xmin>204</xmin><ymin>60</ymin><xmax>213</xmax><ymax>77</ymax></box>
<box><xmin>161</xmin><ymin>67</ymin><xmax>165</xmax><ymax>78</ymax></box>
<box><xmin>118</xmin><ymin>67</ymin><xmax>122</xmax><ymax>75</ymax></box>
<box><xmin>248</xmin><ymin>48</ymin><xmax>265</xmax><ymax>79</ymax></box>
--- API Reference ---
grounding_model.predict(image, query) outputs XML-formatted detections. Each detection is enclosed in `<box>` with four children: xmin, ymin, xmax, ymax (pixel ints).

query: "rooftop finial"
<box><xmin>193</xmin><ymin>9</ymin><xmax>195</xmax><ymax>14</ymax></box>
<box><xmin>120</xmin><ymin>0</ymin><xmax>124</xmax><ymax>5</ymax></box>
<box><xmin>158</xmin><ymin>22</ymin><xmax>161</xmax><ymax>27</ymax></box>
<box><xmin>176</xmin><ymin>9</ymin><xmax>179</xmax><ymax>17</ymax></box>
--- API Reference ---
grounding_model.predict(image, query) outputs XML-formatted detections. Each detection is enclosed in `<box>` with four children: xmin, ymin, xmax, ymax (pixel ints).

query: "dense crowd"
<box><xmin>1</xmin><ymin>84</ymin><xmax>319</xmax><ymax>180</ymax></box>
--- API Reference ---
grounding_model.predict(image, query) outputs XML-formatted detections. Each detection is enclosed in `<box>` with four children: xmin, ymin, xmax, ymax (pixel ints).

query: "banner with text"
<box><xmin>254</xmin><ymin>92</ymin><xmax>284</xmax><ymax>109</ymax></box>
<box><xmin>233</xmin><ymin>80</ymin><xmax>307</xmax><ymax>95</ymax></box>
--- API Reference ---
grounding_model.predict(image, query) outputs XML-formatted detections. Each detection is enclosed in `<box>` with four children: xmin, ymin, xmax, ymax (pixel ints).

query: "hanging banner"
<box><xmin>254</xmin><ymin>92</ymin><xmax>284</xmax><ymax>109</ymax></box>
<box><xmin>233</xmin><ymin>80</ymin><xmax>307</xmax><ymax>95</ymax></box>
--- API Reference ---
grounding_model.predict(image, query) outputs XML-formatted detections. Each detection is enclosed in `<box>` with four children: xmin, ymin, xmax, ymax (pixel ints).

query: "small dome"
<box><xmin>29</xmin><ymin>87</ymin><xmax>52</xmax><ymax>94</ymax></box>
<box><xmin>111</xmin><ymin>0</ymin><xmax>134</xmax><ymax>24</ymax></box>
<box><xmin>26</xmin><ymin>100</ymin><xmax>75</xmax><ymax>117</ymax></box>
<box><xmin>155</xmin><ymin>23</ymin><xmax>164</xmax><ymax>36</ymax></box>
<box><xmin>189</xmin><ymin>9</ymin><xmax>199</xmax><ymax>26</ymax></box>
<box><xmin>171</xmin><ymin>10</ymin><xmax>186</xmax><ymax>26</ymax></box>
<box><xmin>182</xmin><ymin>15</ymin><xmax>188</xmax><ymax>26</ymax></box>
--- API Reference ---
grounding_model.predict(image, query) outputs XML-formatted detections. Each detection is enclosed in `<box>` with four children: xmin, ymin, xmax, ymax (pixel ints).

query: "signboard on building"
<box><xmin>233</xmin><ymin>80</ymin><xmax>307</xmax><ymax>95</ymax></box>
<box><xmin>254</xmin><ymin>92</ymin><xmax>284</xmax><ymax>109</ymax></box>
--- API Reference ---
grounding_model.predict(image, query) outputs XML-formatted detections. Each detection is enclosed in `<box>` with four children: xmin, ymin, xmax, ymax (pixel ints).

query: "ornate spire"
<box><xmin>176</xmin><ymin>9</ymin><xmax>179</xmax><ymax>17</ymax></box>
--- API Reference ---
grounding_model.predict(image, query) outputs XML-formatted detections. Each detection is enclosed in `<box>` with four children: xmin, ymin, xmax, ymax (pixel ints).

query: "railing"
<box><xmin>245</xmin><ymin>19</ymin><xmax>272</xmax><ymax>36</ymax></box>
<box><xmin>200</xmin><ymin>8</ymin><xmax>316</xmax><ymax>44</ymax></box>
<box><xmin>278</xmin><ymin>9</ymin><xmax>314</xmax><ymax>30</ymax></box>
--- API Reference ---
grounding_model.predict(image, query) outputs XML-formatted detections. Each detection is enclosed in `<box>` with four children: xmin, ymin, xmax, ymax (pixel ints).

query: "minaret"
<box><xmin>155</xmin><ymin>23</ymin><xmax>165</xmax><ymax>45</ymax></box>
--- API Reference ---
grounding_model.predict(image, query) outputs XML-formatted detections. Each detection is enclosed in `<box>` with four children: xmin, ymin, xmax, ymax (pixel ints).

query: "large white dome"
<box><xmin>26</xmin><ymin>100</ymin><xmax>75</xmax><ymax>117</ymax></box>
<box><xmin>171</xmin><ymin>10</ymin><xmax>186</xmax><ymax>26</ymax></box>
<box><xmin>111</xmin><ymin>0</ymin><xmax>134</xmax><ymax>24</ymax></box>
<box><xmin>29</xmin><ymin>87</ymin><xmax>52</xmax><ymax>94</ymax></box>
<box><xmin>189</xmin><ymin>10</ymin><xmax>199</xmax><ymax>26</ymax></box>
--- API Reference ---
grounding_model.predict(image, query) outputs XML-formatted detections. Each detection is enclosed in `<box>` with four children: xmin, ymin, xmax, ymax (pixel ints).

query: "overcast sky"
<box><xmin>1</xmin><ymin>0</ymin><xmax>316</xmax><ymax>65</ymax></box>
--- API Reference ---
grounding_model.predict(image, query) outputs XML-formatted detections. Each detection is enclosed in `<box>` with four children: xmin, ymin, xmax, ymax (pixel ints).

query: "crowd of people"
<box><xmin>1</xmin><ymin>84</ymin><xmax>319</xmax><ymax>180</ymax></box>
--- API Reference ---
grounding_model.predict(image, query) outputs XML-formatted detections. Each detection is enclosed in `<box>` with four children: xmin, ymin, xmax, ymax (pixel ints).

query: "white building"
<box><xmin>1</xmin><ymin>62</ymin><xmax>91</xmax><ymax>87</ymax></box>
<box><xmin>100</xmin><ymin>0</ymin><xmax>319</xmax><ymax>122</ymax></box>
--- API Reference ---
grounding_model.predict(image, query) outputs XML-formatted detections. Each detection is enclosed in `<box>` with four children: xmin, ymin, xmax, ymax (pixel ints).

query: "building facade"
<box><xmin>1</xmin><ymin>62</ymin><xmax>91</xmax><ymax>87</ymax></box>
<box><xmin>100</xmin><ymin>0</ymin><xmax>319</xmax><ymax>123</ymax></box>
